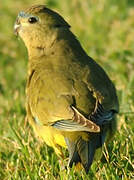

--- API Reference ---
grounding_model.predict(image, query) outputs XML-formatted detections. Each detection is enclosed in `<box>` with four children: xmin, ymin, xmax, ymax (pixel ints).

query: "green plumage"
<box><xmin>15</xmin><ymin>5</ymin><xmax>119</xmax><ymax>173</ymax></box>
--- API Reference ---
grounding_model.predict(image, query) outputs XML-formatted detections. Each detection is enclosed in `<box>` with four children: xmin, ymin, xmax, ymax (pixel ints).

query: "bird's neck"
<box><xmin>27</xmin><ymin>30</ymin><xmax>86</xmax><ymax>64</ymax></box>
<box><xmin>27</xmin><ymin>36</ymin><xmax>56</xmax><ymax>60</ymax></box>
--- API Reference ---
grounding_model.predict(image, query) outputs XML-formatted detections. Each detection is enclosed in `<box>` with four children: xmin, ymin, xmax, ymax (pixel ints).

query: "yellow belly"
<box><xmin>33</xmin><ymin>124</ymin><xmax>67</xmax><ymax>155</ymax></box>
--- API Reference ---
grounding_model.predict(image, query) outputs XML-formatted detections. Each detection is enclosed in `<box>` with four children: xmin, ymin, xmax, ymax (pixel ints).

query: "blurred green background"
<box><xmin>0</xmin><ymin>0</ymin><xmax>134</xmax><ymax>179</ymax></box>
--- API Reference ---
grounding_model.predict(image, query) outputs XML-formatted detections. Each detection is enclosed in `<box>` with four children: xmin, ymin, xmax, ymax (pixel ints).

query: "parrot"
<box><xmin>14</xmin><ymin>5</ymin><xmax>119</xmax><ymax>173</ymax></box>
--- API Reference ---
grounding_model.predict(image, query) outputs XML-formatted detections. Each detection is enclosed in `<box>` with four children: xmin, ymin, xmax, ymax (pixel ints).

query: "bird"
<box><xmin>14</xmin><ymin>5</ymin><xmax>119</xmax><ymax>173</ymax></box>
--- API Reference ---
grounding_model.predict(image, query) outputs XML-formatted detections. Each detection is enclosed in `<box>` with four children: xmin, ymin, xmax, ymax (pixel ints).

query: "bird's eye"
<box><xmin>28</xmin><ymin>17</ymin><xmax>38</xmax><ymax>24</ymax></box>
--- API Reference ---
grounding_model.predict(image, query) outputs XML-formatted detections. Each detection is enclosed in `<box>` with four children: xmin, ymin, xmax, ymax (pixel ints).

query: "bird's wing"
<box><xmin>89</xmin><ymin>101</ymin><xmax>115</xmax><ymax>126</ymax></box>
<box><xmin>84</xmin><ymin>57</ymin><xmax>119</xmax><ymax>113</ymax></box>
<box><xmin>52</xmin><ymin>101</ymin><xmax>115</xmax><ymax>133</ymax></box>
<box><xmin>51</xmin><ymin>106</ymin><xmax>100</xmax><ymax>133</ymax></box>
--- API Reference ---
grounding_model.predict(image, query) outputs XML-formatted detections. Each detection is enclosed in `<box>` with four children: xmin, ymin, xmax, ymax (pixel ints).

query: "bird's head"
<box><xmin>14</xmin><ymin>5</ymin><xmax>71</xmax><ymax>52</ymax></box>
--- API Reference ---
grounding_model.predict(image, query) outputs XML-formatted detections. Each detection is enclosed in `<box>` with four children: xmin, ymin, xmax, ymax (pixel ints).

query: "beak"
<box><xmin>14</xmin><ymin>18</ymin><xmax>21</xmax><ymax>36</ymax></box>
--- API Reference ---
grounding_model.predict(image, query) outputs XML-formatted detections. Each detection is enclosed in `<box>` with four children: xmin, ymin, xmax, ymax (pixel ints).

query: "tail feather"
<box><xmin>65</xmin><ymin>138</ymin><xmax>81</xmax><ymax>167</ymax></box>
<box><xmin>65</xmin><ymin>132</ymin><xmax>106</xmax><ymax>173</ymax></box>
<box><xmin>77</xmin><ymin>137</ymin><xmax>96</xmax><ymax>173</ymax></box>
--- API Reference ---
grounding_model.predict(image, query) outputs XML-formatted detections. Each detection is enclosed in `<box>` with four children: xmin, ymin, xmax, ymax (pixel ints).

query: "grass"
<box><xmin>0</xmin><ymin>0</ymin><xmax>134</xmax><ymax>179</ymax></box>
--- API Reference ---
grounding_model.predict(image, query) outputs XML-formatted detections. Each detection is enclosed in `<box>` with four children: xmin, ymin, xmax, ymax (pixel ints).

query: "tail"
<box><xmin>65</xmin><ymin>131</ymin><xmax>106</xmax><ymax>173</ymax></box>
<box><xmin>64</xmin><ymin>103</ymin><xmax>117</xmax><ymax>173</ymax></box>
